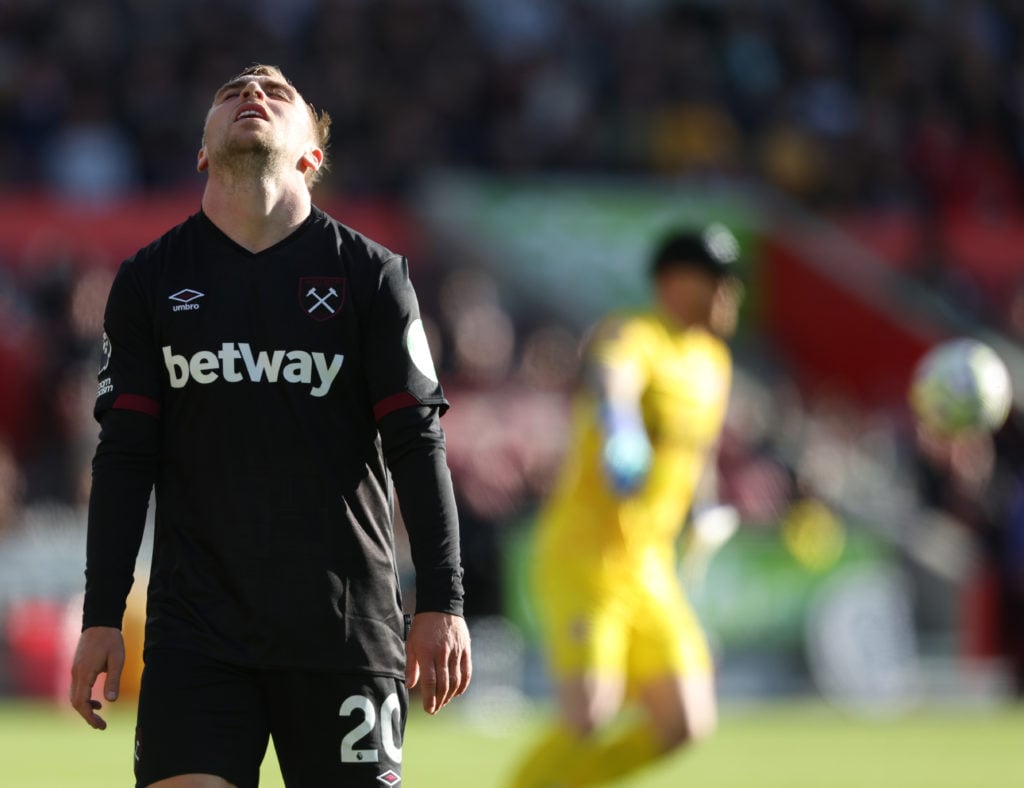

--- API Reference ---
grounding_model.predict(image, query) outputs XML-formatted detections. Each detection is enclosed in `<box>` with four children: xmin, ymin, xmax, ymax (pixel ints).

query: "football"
<box><xmin>909</xmin><ymin>338</ymin><xmax>1013</xmax><ymax>436</ymax></box>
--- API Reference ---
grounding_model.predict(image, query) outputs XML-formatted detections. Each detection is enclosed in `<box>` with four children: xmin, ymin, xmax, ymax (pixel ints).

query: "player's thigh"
<box><xmin>629</xmin><ymin>584</ymin><xmax>717</xmax><ymax>746</ymax></box>
<box><xmin>537</xmin><ymin>580</ymin><xmax>630</xmax><ymax>733</ymax></box>
<box><xmin>629</xmin><ymin>573</ymin><xmax>713</xmax><ymax>682</ymax></box>
<box><xmin>136</xmin><ymin>648</ymin><xmax>269</xmax><ymax>788</ymax></box>
<box><xmin>267</xmin><ymin>671</ymin><xmax>407</xmax><ymax>788</ymax></box>
<box><xmin>536</xmin><ymin>563</ymin><xmax>628</xmax><ymax>673</ymax></box>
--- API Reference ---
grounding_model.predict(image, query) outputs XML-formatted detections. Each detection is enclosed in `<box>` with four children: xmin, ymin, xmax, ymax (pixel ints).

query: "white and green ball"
<box><xmin>909</xmin><ymin>338</ymin><xmax>1013</xmax><ymax>436</ymax></box>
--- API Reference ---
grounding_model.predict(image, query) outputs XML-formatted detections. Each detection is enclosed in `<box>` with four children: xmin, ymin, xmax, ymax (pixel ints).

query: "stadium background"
<box><xmin>1</xmin><ymin>0</ymin><xmax>1023</xmax><ymax>784</ymax></box>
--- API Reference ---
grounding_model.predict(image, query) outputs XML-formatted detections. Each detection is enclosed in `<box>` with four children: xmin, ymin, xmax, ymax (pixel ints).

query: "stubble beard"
<box><xmin>209</xmin><ymin>133</ymin><xmax>288</xmax><ymax>183</ymax></box>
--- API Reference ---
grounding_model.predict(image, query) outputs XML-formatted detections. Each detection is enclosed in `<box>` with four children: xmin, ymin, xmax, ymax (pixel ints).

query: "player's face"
<box><xmin>198</xmin><ymin>73</ymin><xmax>322</xmax><ymax>179</ymax></box>
<box><xmin>655</xmin><ymin>266</ymin><xmax>720</xmax><ymax>329</ymax></box>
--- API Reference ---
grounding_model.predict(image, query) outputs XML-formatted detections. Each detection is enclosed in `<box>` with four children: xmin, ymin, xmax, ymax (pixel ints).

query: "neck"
<box><xmin>202</xmin><ymin>171</ymin><xmax>311</xmax><ymax>253</ymax></box>
<box><xmin>654</xmin><ymin>302</ymin><xmax>706</xmax><ymax>332</ymax></box>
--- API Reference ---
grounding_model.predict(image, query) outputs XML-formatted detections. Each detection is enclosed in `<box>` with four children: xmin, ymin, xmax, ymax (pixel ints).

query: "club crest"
<box><xmin>300</xmin><ymin>277</ymin><xmax>345</xmax><ymax>321</ymax></box>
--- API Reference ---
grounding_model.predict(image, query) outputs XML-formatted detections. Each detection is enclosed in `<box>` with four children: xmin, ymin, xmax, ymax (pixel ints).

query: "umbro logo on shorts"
<box><xmin>376</xmin><ymin>770</ymin><xmax>401</xmax><ymax>785</ymax></box>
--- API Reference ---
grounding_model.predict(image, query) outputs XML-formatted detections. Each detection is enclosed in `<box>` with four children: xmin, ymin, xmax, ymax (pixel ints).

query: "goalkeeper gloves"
<box><xmin>600</xmin><ymin>407</ymin><xmax>652</xmax><ymax>496</ymax></box>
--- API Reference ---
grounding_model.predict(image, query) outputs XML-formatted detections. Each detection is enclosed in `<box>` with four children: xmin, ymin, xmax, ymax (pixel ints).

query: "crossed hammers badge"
<box><xmin>299</xmin><ymin>277</ymin><xmax>346</xmax><ymax>321</ymax></box>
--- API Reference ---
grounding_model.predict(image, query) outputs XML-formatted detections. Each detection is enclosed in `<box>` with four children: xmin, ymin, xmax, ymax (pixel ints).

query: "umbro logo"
<box><xmin>169</xmin><ymin>288</ymin><xmax>205</xmax><ymax>312</ymax></box>
<box><xmin>376</xmin><ymin>770</ymin><xmax>400</xmax><ymax>785</ymax></box>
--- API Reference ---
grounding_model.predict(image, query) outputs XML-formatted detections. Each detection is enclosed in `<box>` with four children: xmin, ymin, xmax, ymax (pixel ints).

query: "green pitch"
<box><xmin>2</xmin><ymin>698</ymin><xmax>1020</xmax><ymax>786</ymax></box>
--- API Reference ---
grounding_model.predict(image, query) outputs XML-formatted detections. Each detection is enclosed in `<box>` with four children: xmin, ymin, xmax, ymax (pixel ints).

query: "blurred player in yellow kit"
<box><xmin>509</xmin><ymin>224</ymin><xmax>743</xmax><ymax>786</ymax></box>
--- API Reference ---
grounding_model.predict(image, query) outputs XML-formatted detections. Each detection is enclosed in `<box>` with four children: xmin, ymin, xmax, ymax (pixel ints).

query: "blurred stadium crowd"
<box><xmin>1</xmin><ymin>0</ymin><xmax>1024</xmax><ymax>702</ymax></box>
<box><xmin>1</xmin><ymin>0</ymin><xmax>1022</xmax><ymax>210</ymax></box>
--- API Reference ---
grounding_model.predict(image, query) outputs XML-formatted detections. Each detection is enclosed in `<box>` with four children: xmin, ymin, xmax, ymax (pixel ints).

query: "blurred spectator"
<box><xmin>648</xmin><ymin>102</ymin><xmax>742</xmax><ymax>175</ymax></box>
<box><xmin>428</xmin><ymin>267</ymin><xmax>573</xmax><ymax>616</ymax></box>
<box><xmin>43</xmin><ymin>93</ymin><xmax>138</xmax><ymax>203</ymax></box>
<box><xmin>0</xmin><ymin>440</ymin><xmax>25</xmax><ymax>539</ymax></box>
<box><xmin>1003</xmin><ymin>279</ymin><xmax>1024</xmax><ymax>344</ymax></box>
<box><xmin>911</xmin><ymin>411</ymin><xmax>1024</xmax><ymax>697</ymax></box>
<box><xmin>0</xmin><ymin>270</ymin><xmax>46</xmax><ymax>460</ymax></box>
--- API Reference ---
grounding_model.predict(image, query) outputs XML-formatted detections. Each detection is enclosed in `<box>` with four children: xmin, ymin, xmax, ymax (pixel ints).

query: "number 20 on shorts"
<box><xmin>340</xmin><ymin>693</ymin><xmax>403</xmax><ymax>764</ymax></box>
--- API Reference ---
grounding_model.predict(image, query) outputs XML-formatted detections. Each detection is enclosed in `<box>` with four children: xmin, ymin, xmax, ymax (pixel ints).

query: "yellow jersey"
<box><xmin>536</xmin><ymin>310</ymin><xmax>732</xmax><ymax>567</ymax></box>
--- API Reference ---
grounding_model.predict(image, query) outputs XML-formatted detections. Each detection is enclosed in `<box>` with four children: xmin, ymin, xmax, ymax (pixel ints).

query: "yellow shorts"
<box><xmin>534</xmin><ymin>549</ymin><xmax>712</xmax><ymax>685</ymax></box>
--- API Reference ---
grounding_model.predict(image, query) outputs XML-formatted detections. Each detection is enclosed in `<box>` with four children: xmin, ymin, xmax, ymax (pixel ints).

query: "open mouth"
<box><xmin>234</xmin><ymin>104</ymin><xmax>268</xmax><ymax>122</ymax></box>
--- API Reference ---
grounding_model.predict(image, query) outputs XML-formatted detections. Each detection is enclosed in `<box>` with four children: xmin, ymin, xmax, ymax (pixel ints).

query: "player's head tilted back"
<box><xmin>649</xmin><ymin>223</ymin><xmax>744</xmax><ymax>337</ymax></box>
<box><xmin>198</xmin><ymin>63</ymin><xmax>333</xmax><ymax>190</ymax></box>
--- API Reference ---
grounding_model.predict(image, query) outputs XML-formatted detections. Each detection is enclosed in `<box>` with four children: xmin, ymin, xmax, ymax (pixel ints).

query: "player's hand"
<box><xmin>602</xmin><ymin>424</ymin><xmax>652</xmax><ymax>495</ymax></box>
<box><xmin>69</xmin><ymin>626</ymin><xmax>125</xmax><ymax>730</ymax></box>
<box><xmin>405</xmin><ymin>612</ymin><xmax>472</xmax><ymax>715</ymax></box>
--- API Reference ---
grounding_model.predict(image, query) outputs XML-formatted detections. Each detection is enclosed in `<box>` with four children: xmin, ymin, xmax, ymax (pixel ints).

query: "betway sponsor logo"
<box><xmin>162</xmin><ymin>343</ymin><xmax>344</xmax><ymax>398</ymax></box>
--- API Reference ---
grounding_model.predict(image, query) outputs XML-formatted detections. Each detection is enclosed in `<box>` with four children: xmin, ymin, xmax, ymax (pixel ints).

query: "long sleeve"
<box><xmin>378</xmin><ymin>404</ymin><xmax>464</xmax><ymax>616</ymax></box>
<box><xmin>82</xmin><ymin>408</ymin><xmax>159</xmax><ymax>629</ymax></box>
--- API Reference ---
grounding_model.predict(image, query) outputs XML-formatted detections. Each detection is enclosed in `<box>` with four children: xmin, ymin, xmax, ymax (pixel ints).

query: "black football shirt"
<box><xmin>91</xmin><ymin>207</ymin><xmax>455</xmax><ymax>677</ymax></box>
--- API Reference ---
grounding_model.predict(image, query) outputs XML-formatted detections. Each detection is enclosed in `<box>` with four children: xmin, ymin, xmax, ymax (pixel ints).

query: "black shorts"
<box><xmin>135</xmin><ymin>648</ymin><xmax>408</xmax><ymax>788</ymax></box>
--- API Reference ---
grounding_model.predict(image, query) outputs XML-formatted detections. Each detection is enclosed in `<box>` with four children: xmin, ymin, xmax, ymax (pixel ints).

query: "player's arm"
<box><xmin>378</xmin><ymin>405</ymin><xmax>471</xmax><ymax>714</ymax></box>
<box><xmin>586</xmin><ymin>318</ymin><xmax>652</xmax><ymax>495</ymax></box>
<box><xmin>71</xmin><ymin>409</ymin><xmax>157</xmax><ymax>729</ymax></box>
<box><xmin>70</xmin><ymin>260</ymin><xmax>160</xmax><ymax>730</ymax></box>
<box><xmin>364</xmin><ymin>253</ymin><xmax>470</xmax><ymax>714</ymax></box>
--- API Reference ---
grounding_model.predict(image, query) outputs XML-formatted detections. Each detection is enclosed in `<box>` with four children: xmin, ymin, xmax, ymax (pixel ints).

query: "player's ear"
<box><xmin>300</xmin><ymin>147</ymin><xmax>323</xmax><ymax>175</ymax></box>
<box><xmin>197</xmin><ymin>147</ymin><xmax>209</xmax><ymax>173</ymax></box>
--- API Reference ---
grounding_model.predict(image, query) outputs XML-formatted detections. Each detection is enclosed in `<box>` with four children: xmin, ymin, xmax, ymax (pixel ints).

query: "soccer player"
<box><xmin>508</xmin><ymin>225</ymin><xmax>743</xmax><ymax>786</ymax></box>
<box><xmin>68</xmin><ymin>64</ymin><xmax>471</xmax><ymax>787</ymax></box>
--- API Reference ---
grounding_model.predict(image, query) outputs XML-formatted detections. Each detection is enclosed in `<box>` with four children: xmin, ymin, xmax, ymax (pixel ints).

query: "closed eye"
<box><xmin>214</xmin><ymin>80</ymin><xmax>294</xmax><ymax>104</ymax></box>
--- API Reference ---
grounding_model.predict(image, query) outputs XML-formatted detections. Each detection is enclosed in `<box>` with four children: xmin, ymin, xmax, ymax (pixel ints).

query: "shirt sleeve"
<box><xmin>83</xmin><ymin>409</ymin><xmax>158</xmax><ymax>629</ymax></box>
<box><xmin>94</xmin><ymin>259</ymin><xmax>163</xmax><ymax>422</ymax></box>
<box><xmin>363</xmin><ymin>255</ymin><xmax>448</xmax><ymax>422</ymax></box>
<box><xmin>378</xmin><ymin>405</ymin><xmax>464</xmax><ymax>616</ymax></box>
<box><xmin>83</xmin><ymin>259</ymin><xmax>162</xmax><ymax>629</ymax></box>
<box><xmin>583</xmin><ymin>313</ymin><xmax>656</xmax><ymax>415</ymax></box>
<box><xmin>588</xmin><ymin>313</ymin><xmax>655</xmax><ymax>381</ymax></box>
